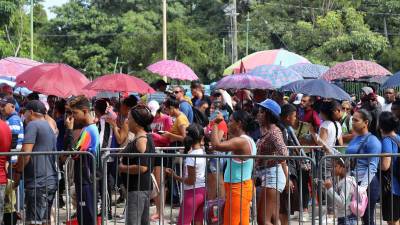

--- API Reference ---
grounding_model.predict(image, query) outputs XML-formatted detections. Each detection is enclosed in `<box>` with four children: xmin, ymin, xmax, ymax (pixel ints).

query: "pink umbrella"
<box><xmin>147</xmin><ymin>60</ymin><xmax>198</xmax><ymax>81</ymax></box>
<box><xmin>84</xmin><ymin>73</ymin><xmax>155</xmax><ymax>94</ymax></box>
<box><xmin>322</xmin><ymin>60</ymin><xmax>391</xmax><ymax>81</ymax></box>
<box><xmin>0</xmin><ymin>57</ymin><xmax>42</xmax><ymax>77</ymax></box>
<box><xmin>16</xmin><ymin>63</ymin><xmax>90</xmax><ymax>98</ymax></box>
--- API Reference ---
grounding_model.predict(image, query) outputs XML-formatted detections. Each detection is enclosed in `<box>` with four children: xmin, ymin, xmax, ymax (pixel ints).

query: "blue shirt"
<box><xmin>346</xmin><ymin>133</ymin><xmax>381</xmax><ymax>186</ymax></box>
<box><xmin>381</xmin><ymin>136</ymin><xmax>400</xmax><ymax>196</ymax></box>
<box><xmin>179</xmin><ymin>101</ymin><xmax>193</xmax><ymax>123</ymax></box>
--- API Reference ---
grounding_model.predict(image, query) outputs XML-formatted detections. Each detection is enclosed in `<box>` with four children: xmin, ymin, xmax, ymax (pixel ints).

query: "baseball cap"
<box><xmin>25</xmin><ymin>100</ymin><xmax>47</xmax><ymax>114</ymax></box>
<box><xmin>361</xmin><ymin>87</ymin><xmax>374</xmax><ymax>95</ymax></box>
<box><xmin>147</xmin><ymin>100</ymin><xmax>160</xmax><ymax>116</ymax></box>
<box><xmin>0</xmin><ymin>96</ymin><xmax>17</xmax><ymax>105</ymax></box>
<box><xmin>0</xmin><ymin>96</ymin><xmax>16</xmax><ymax>106</ymax></box>
<box><xmin>257</xmin><ymin>99</ymin><xmax>281</xmax><ymax>118</ymax></box>
<box><xmin>293</xmin><ymin>93</ymin><xmax>303</xmax><ymax>105</ymax></box>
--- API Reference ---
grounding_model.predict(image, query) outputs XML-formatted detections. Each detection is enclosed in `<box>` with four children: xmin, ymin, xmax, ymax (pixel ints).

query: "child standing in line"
<box><xmin>166</xmin><ymin>124</ymin><xmax>207</xmax><ymax>225</ymax></box>
<box><xmin>324</xmin><ymin>158</ymin><xmax>357</xmax><ymax>225</ymax></box>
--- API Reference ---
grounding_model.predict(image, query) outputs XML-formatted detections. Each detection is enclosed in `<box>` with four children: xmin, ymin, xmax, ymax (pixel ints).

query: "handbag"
<box><xmin>349</xmin><ymin>179</ymin><xmax>368</xmax><ymax>217</ymax></box>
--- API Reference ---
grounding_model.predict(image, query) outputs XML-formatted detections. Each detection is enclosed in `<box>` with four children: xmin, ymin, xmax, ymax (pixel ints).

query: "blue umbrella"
<box><xmin>288</xmin><ymin>63</ymin><xmax>329</xmax><ymax>79</ymax></box>
<box><xmin>381</xmin><ymin>72</ymin><xmax>400</xmax><ymax>89</ymax></box>
<box><xmin>249</xmin><ymin>65</ymin><xmax>303</xmax><ymax>88</ymax></box>
<box><xmin>280</xmin><ymin>79</ymin><xmax>351</xmax><ymax>100</ymax></box>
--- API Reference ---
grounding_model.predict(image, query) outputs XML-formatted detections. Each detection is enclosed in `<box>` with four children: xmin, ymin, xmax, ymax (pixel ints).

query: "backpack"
<box><xmin>192</xmin><ymin>106</ymin><xmax>209</xmax><ymax>127</ymax></box>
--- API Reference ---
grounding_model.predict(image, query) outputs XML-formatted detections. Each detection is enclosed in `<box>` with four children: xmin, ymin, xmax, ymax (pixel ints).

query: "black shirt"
<box><xmin>121</xmin><ymin>134</ymin><xmax>155</xmax><ymax>192</ymax></box>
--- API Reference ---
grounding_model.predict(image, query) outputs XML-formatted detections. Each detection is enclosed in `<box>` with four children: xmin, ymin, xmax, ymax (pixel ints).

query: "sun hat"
<box><xmin>257</xmin><ymin>99</ymin><xmax>281</xmax><ymax>118</ymax></box>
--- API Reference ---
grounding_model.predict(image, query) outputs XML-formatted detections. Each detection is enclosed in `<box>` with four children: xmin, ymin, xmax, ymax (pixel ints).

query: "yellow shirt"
<box><xmin>171</xmin><ymin>113</ymin><xmax>189</xmax><ymax>135</ymax></box>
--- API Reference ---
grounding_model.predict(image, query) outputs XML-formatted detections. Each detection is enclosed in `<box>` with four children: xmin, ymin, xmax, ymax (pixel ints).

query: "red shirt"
<box><xmin>301</xmin><ymin>108</ymin><xmax>321</xmax><ymax>128</ymax></box>
<box><xmin>0</xmin><ymin>120</ymin><xmax>11</xmax><ymax>184</ymax></box>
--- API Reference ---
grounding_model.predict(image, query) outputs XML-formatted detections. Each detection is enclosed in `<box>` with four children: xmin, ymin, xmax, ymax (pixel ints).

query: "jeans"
<box><xmin>362</xmin><ymin>175</ymin><xmax>380</xmax><ymax>225</ymax></box>
<box><xmin>126</xmin><ymin>191</ymin><xmax>150</xmax><ymax>225</ymax></box>
<box><xmin>338</xmin><ymin>215</ymin><xmax>357</xmax><ymax>225</ymax></box>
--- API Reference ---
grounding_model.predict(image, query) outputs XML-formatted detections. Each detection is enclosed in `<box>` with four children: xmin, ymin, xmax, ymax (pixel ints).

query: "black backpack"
<box><xmin>192</xmin><ymin>106</ymin><xmax>209</xmax><ymax>127</ymax></box>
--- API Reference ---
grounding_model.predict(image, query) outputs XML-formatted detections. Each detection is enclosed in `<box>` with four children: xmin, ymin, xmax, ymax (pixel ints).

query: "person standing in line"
<box><xmin>119</xmin><ymin>105</ymin><xmax>155</xmax><ymax>225</ymax></box>
<box><xmin>64</xmin><ymin>96</ymin><xmax>100</xmax><ymax>225</ymax></box>
<box><xmin>345</xmin><ymin>109</ymin><xmax>381</xmax><ymax>225</ymax></box>
<box><xmin>383</xmin><ymin>88</ymin><xmax>396</xmax><ymax>112</ymax></box>
<box><xmin>172</xmin><ymin>86</ymin><xmax>193</xmax><ymax>123</ymax></box>
<box><xmin>13</xmin><ymin>100</ymin><xmax>58</xmax><ymax>225</ymax></box>
<box><xmin>0</xmin><ymin>96</ymin><xmax>24</xmax><ymax>162</ymax></box>
<box><xmin>0</xmin><ymin>119</ymin><xmax>12</xmax><ymax>224</ymax></box>
<box><xmin>166</xmin><ymin>124</ymin><xmax>207</xmax><ymax>225</ymax></box>
<box><xmin>211</xmin><ymin>110</ymin><xmax>257</xmax><ymax>225</ymax></box>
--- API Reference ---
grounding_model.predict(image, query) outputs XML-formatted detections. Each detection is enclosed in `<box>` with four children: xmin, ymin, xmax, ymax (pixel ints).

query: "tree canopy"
<box><xmin>1</xmin><ymin>0</ymin><xmax>400</xmax><ymax>82</ymax></box>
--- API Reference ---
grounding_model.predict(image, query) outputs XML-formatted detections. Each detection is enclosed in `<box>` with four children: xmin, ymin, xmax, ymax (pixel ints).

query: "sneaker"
<box><xmin>300</xmin><ymin>212</ymin><xmax>309</xmax><ymax>222</ymax></box>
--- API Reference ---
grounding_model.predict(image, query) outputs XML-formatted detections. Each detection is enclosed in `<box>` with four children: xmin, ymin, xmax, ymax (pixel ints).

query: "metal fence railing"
<box><xmin>5</xmin><ymin>148</ymin><xmax>399</xmax><ymax>225</ymax></box>
<box><xmin>0</xmin><ymin>151</ymin><xmax>97</xmax><ymax>225</ymax></box>
<box><xmin>318</xmin><ymin>153</ymin><xmax>400</xmax><ymax>225</ymax></box>
<box><xmin>100</xmin><ymin>148</ymin><xmax>318</xmax><ymax>225</ymax></box>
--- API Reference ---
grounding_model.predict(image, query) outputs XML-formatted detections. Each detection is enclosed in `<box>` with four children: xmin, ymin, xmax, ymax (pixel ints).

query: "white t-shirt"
<box><xmin>382</xmin><ymin>102</ymin><xmax>392</xmax><ymax>112</ymax></box>
<box><xmin>184</xmin><ymin>149</ymin><xmax>206</xmax><ymax>190</ymax></box>
<box><xmin>319</xmin><ymin>121</ymin><xmax>342</xmax><ymax>147</ymax></box>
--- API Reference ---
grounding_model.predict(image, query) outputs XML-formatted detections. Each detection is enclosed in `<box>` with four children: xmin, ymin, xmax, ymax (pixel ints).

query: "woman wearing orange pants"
<box><xmin>211</xmin><ymin>111</ymin><xmax>257</xmax><ymax>225</ymax></box>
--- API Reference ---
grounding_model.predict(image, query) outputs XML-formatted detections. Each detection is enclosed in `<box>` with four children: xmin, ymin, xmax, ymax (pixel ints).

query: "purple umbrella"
<box><xmin>216</xmin><ymin>73</ymin><xmax>272</xmax><ymax>90</ymax></box>
<box><xmin>147</xmin><ymin>60</ymin><xmax>198</xmax><ymax>81</ymax></box>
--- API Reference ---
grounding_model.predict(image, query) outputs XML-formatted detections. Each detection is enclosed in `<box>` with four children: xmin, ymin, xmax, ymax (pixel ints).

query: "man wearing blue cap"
<box><xmin>0</xmin><ymin>96</ymin><xmax>23</xmax><ymax>162</ymax></box>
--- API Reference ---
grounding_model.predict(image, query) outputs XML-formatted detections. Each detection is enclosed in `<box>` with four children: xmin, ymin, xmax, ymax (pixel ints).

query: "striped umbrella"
<box><xmin>223</xmin><ymin>49</ymin><xmax>310</xmax><ymax>75</ymax></box>
<box><xmin>249</xmin><ymin>65</ymin><xmax>303</xmax><ymax>89</ymax></box>
<box><xmin>322</xmin><ymin>60</ymin><xmax>391</xmax><ymax>81</ymax></box>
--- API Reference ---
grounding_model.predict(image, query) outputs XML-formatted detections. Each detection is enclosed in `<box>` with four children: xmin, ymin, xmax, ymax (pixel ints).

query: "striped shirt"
<box><xmin>6</xmin><ymin>112</ymin><xmax>23</xmax><ymax>153</ymax></box>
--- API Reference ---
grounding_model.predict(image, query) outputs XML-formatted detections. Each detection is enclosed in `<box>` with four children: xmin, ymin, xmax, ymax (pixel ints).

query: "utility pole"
<box><xmin>232</xmin><ymin>0</ymin><xmax>238</xmax><ymax>62</ymax></box>
<box><xmin>30</xmin><ymin>0</ymin><xmax>34</xmax><ymax>59</ymax></box>
<box><xmin>246</xmin><ymin>12</ymin><xmax>251</xmax><ymax>56</ymax></box>
<box><xmin>163</xmin><ymin>0</ymin><xmax>167</xmax><ymax>60</ymax></box>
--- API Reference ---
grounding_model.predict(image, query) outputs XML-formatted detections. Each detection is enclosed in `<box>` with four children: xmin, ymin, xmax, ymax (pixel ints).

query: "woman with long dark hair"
<box><xmin>211</xmin><ymin>110</ymin><xmax>257</xmax><ymax>225</ymax></box>
<box><xmin>255</xmin><ymin>99</ymin><xmax>289</xmax><ymax>225</ymax></box>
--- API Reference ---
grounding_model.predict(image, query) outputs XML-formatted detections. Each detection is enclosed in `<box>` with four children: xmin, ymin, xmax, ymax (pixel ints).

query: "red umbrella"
<box><xmin>84</xmin><ymin>73</ymin><xmax>155</xmax><ymax>94</ymax></box>
<box><xmin>16</xmin><ymin>63</ymin><xmax>90</xmax><ymax>98</ymax></box>
<box><xmin>322</xmin><ymin>60</ymin><xmax>391</xmax><ymax>81</ymax></box>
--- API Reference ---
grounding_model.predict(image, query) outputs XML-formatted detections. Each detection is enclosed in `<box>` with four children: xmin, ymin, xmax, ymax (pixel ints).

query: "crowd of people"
<box><xmin>0</xmin><ymin>80</ymin><xmax>399</xmax><ymax>225</ymax></box>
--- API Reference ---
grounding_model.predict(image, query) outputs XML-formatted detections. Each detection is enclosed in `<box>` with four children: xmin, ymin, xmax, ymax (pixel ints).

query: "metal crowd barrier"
<box><xmin>0</xmin><ymin>151</ymin><xmax>97</xmax><ymax>225</ymax></box>
<box><xmin>100</xmin><ymin>147</ymin><xmax>318</xmax><ymax>225</ymax></box>
<box><xmin>318</xmin><ymin>153</ymin><xmax>400</xmax><ymax>225</ymax></box>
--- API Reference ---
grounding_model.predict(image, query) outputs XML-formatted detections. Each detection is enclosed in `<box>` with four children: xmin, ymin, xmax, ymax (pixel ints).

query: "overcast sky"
<box><xmin>43</xmin><ymin>0</ymin><xmax>68</xmax><ymax>19</ymax></box>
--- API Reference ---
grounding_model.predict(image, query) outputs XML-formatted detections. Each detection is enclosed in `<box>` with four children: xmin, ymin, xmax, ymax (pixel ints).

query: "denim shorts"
<box><xmin>25</xmin><ymin>185</ymin><xmax>57</xmax><ymax>224</ymax></box>
<box><xmin>256</xmin><ymin>164</ymin><xmax>286</xmax><ymax>193</ymax></box>
<box><xmin>207</xmin><ymin>152</ymin><xmax>226</xmax><ymax>174</ymax></box>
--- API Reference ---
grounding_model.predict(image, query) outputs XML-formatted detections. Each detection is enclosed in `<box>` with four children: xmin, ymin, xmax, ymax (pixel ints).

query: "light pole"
<box><xmin>30</xmin><ymin>0</ymin><xmax>34</xmax><ymax>59</ymax></box>
<box><xmin>246</xmin><ymin>12</ymin><xmax>251</xmax><ymax>56</ymax></box>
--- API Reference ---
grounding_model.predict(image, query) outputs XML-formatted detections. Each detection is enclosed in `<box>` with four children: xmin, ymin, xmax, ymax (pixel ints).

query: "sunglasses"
<box><xmin>343</xmin><ymin>107</ymin><xmax>351</xmax><ymax>111</ymax></box>
<box><xmin>173</xmin><ymin>91</ymin><xmax>181</xmax><ymax>94</ymax></box>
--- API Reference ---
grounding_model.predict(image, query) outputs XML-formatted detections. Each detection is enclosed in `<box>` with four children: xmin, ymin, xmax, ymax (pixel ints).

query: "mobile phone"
<box><xmin>157</xmin><ymin>130</ymin><xmax>166</xmax><ymax>134</ymax></box>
